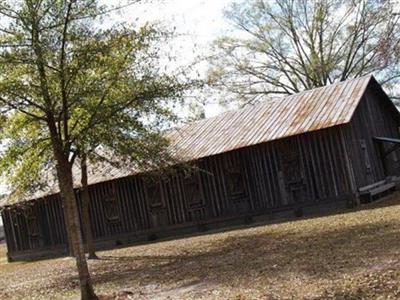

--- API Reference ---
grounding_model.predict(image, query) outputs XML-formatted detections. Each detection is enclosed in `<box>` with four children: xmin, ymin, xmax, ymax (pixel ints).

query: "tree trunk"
<box><xmin>62</xmin><ymin>199</ymin><xmax>75</xmax><ymax>257</ymax></box>
<box><xmin>80</xmin><ymin>153</ymin><xmax>98</xmax><ymax>259</ymax></box>
<box><xmin>56</xmin><ymin>156</ymin><xmax>98</xmax><ymax>300</ymax></box>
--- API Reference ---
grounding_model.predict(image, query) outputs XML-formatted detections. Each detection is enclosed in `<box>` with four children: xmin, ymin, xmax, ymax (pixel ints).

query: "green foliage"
<box><xmin>0</xmin><ymin>112</ymin><xmax>54</xmax><ymax>202</ymax></box>
<box><xmin>209</xmin><ymin>0</ymin><xmax>400</xmax><ymax>104</ymax></box>
<box><xmin>0</xmin><ymin>0</ymin><xmax>188</xmax><ymax>204</ymax></box>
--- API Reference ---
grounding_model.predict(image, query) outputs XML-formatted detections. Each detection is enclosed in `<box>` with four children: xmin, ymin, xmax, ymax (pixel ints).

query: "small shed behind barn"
<box><xmin>1</xmin><ymin>75</ymin><xmax>400</xmax><ymax>261</ymax></box>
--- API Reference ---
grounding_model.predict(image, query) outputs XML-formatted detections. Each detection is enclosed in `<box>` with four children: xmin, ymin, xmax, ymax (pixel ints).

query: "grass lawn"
<box><xmin>1</xmin><ymin>195</ymin><xmax>400</xmax><ymax>300</ymax></box>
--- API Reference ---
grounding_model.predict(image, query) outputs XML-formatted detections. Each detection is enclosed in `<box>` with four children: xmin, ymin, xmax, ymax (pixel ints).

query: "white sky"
<box><xmin>2</xmin><ymin>0</ymin><xmax>399</xmax><ymax>196</ymax></box>
<box><xmin>103</xmin><ymin>0</ymin><xmax>235</xmax><ymax>118</ymax></box>
<box><xmin>0</xmin><ymin>0</ymin><xmax>234</xmax><ymax>195</ymax></box>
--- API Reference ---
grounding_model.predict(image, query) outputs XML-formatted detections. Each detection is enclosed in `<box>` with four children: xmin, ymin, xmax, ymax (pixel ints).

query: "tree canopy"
<box><xmin>0</xmin><ymin>0</ymin><xmax>189</xmax><ymax>298</ymax></box>
<box><xmin>208</xmin><ymin>0</ymin><xmax>400</xmax><ymax>104</ymax></box>
<box><xmin>0</xmin><ymin>1</ymin><xmax>184</xmax><ymax>202</ymax></box>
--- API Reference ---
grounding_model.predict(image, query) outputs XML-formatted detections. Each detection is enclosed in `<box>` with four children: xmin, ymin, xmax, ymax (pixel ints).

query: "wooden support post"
<box><xmin>378</xmin><ymin>141</ymin><xmax>388</xmax><ymax>176</ymax></box>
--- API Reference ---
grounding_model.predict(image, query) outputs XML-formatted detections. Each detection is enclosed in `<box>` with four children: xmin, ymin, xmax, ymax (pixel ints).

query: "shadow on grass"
<box><xmin>96</xmin><ymin>193</ymin><xmax>400</xmax><ymax>258</ymax></box>
<box><xmin>87</xmin><ymin>217</ymin><xmax>399</xmax><ymax>290</ymax></box>
<box><xmin>33</xmin><ymin>195</ymin><xmax>399</xmax><ymax>296</ymax></box>
<box><xmin>2</xmin><ymin>196</ymin><xmax>400</xmax><ymax>299</ymax></box>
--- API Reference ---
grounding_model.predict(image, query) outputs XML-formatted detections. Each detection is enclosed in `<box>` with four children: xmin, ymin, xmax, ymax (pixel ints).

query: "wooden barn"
<box><xmin>1</xmin><ymin>75</ymin><xmax>400</xmax><ymax>261</ymax></box>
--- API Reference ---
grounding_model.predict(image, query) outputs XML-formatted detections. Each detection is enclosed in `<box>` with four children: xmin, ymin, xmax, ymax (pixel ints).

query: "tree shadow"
<box><xmin>86</xmin><ymin>218</ymin><xmax>399</xmax><ymax>291</ymax></box>
<box><xmin>82</xmin><ymin>193</ymin><xmax>400</xmax><ymax>264</ymax></box>
<box><xmin>40</xmin><ymin>196</ymin><xmax>400</xmax><ymax>297</ymax></box>
<box><xmin>3</xmin><ymin>197</ymin><xmax>400</xmax><ymax>299</ymax></box>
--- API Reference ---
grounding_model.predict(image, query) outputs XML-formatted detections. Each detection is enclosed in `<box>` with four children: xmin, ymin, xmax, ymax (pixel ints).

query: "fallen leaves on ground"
<box><xmin>1</xmin><ymin>195</ymin><xmax>400</xmax><ymax>299</ymax></box>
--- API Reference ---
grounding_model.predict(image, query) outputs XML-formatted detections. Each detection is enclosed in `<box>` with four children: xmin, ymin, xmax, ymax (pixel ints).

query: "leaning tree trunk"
<box><xmin>80</xmin><ymin>153</ymin><xmax>98</xmax><ymax>259</ymax></box>
<box><xmin>62</xmin><ymin>197</ymin><xmax>75</xmax><ymax>257</ymax></box>
<box><xmin>55</xmin><ymin>155</ymin><xmax>98</xmax><ymax>300</ymax></box>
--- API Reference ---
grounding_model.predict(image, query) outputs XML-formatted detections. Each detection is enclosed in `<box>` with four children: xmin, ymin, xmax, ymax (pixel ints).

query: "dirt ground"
<box><xmin>1</xmin><ymin>195</ymin><xmax>400</xmax><ymax>300</ymax></box>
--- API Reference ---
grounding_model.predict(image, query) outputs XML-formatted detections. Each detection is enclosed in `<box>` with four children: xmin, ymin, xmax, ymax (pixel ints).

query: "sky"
<box><xmin>0</xmin><ymin>0</ymin><xmax>235</xmax><ymax>195</ymax></box>
<box><xmin>1</xmin><ymin>0</ymin><xmax>400</xmax><ymax>196</ymax></box>
<box><xmin>102</xmin><ymin>0</ymin><xmax>236</xmax><ymax>118</ymax></box>
<box><xmin>105</xmin><ymin>0</ymin><xmax>233</xmax><ymax>58</ymax></box>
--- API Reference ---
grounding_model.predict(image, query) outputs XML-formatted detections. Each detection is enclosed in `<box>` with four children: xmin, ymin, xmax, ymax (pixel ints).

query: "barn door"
<box><xmin>23</xmin><ymin>205</ymin><xmax>43</xmax><ymax>249</ymax></box>
<box><xmin>277</xmin><ymin>138</ymin><xmax>307</xmax><ymax>206</ymax></box>
<box><xmin>182</xmin><ymin>169</ymin><xmax>207</xmax><ymax>222</ymax></box>
<box><xmin>223</xmin><ymin>152</ymin><xmax>250</xmax><ymax>214</ymax></box>
<box><xmin>144</xmin><ymin>177</ymin><xmax>169</xmax><ymax>228</ymax></box>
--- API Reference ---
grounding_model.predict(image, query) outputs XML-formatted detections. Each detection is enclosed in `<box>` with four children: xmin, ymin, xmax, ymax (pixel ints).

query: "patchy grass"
<box><xmin>1</xmin><ymin>195</ymin><xmax>400</xmax><ymax>300</ymax></box>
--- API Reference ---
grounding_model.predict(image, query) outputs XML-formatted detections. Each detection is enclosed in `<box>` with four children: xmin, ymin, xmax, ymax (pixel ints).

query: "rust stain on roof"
<box><xmin>168</xmin><ymin>75</ymin><xmax>373</xmax><ymax>161</ymax></box>
<box><xmin>1</xmin><ymin>75</ymin><xmax>377</xmax><ymax>204</ymax></box>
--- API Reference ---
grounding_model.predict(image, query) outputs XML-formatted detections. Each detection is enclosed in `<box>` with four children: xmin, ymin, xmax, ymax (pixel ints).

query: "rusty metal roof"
<box><xmin>76</xmin><ymin>75</ymin><xmax>375</xmax><ymax>188</ymax></box>
<box><xmin>168</xmin><ymin>75</ymin><xmax>373</xmax><ymax>160</ymax></box>
<box><xmin>0</xmin><ymin>75</ymin><xmax>380</xmax><ymax>205</ymax></box>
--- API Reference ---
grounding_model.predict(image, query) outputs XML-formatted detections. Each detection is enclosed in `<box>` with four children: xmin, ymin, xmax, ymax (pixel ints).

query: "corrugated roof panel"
<box><xmin>311</xmin><ymin>81</ymin><xmax>349</xmax><ymax>131</ymax></box>
<box><xmin>297</xmin><ymin>84</ymin><xmax>331</xmax><ymax>133</ymax></box>
<box><xmin>1</xmin><ymin>75</ymin><xmax>379</xmax><ymax>205</ymax></box>
<box><xmin>63</xmin><ymin>75</ymin><xmax>382</xmax><ymax>183</ymax></box>
<box><xmin>170</xmin><ymin>75</ymin><xmax>374</xmax><ymax>161</ymax></box>
<box><xmin>276</xmin><ymin>88</ymin><xmax>317</xmax><ymax>139</ymax></box>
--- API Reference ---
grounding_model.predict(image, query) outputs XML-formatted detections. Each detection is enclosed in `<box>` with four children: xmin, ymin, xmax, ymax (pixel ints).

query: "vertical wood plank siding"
<box><xmin>1</xmin><ymin>125</ymin><xmax>357</xmax><ymax>260</ymax></box>
<box><xmin>2</xmin><ymin>84</ymin><xmax>400</xmax><ymax>260</ymax></box>
<box><xmin>342</xmin><ymin>91</ymin><xmax>400</xmax><ymax>188</ymax></box>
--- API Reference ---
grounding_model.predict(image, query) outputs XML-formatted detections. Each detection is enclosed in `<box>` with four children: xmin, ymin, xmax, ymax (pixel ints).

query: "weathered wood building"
<box><xmin>1</xmin><ymin>75</ymin><xmax>400</xmax><ymax>261</ymax></box>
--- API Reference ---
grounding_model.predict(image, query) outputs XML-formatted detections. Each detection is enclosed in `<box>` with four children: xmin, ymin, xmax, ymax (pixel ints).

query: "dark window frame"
<box><xmin>144</xmin><ymin>177</ymin><xmax>165</xmax><ymax>208</ymax></box>
<box><xmin>102</xmin><ymin>183</ymin><xmax>121</xmax><ymax>224</ymax></box>
<box><xmin>224</xmin><ymin>156</ymin><xmax>247</xmax><ymax>200</ymax></box>
<box><xmin>23</xmin><ymin>206</ymin><xmax>40</xmax><ymax>238</ymax></box>
<box><xmin>278</xmin><ymin>138</ymin><xmax>304</xmax><ymax>184</ymax></box>
<box><xmin>226</xmin><ymin>166</ymin><xmax>246</xmax><ymax>198</ymax></box>
<box><xmin>183</xmin><ymin>168</ymin><xmax>204</xmax><ymax>208</ymax></box>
